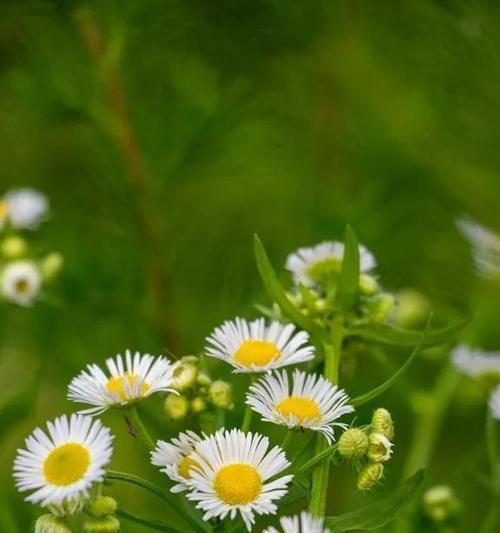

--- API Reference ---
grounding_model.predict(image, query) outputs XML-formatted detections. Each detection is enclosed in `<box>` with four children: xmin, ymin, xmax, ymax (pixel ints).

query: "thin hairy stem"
<box><xmin>125</xmin><ymin>405</ymin><xmax>155</xmax><ymax>450</ymax></box>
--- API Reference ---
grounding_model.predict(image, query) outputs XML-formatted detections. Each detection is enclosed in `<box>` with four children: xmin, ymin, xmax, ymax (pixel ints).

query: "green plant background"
<box><xmin>1</xmin><ymin>1</ymin><xmax>499</xmax><ymax>531</ymax></box>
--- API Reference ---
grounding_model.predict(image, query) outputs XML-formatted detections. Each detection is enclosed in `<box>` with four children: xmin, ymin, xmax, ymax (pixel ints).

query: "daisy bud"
<box><xmin>394</xmin><ymin>289</ymin><xmax>430</xmax><ymax>328</ymax></box>
<box><xmin>314</xmin><ymin>298</ymin><xmax>328</xmax><ymax>312</ymax></box>
<box><xmin>1</xmin><ymin>235</ymin><xmax>26</xmax><ymax>258</ymax></box>
<box><xmin>359</xmin><ymin>274</ymin><xmax>378</xmax><ymax>296</ymax></box>
<box><xmin>423</xmin><ymin>485</ymin><xmax>461</xmax><ymax>523</ymax></box>
<box><xmin>196</xmin><ymin>372</ymin><xmax>212</xmax><ymax>387</ymax></box>
<box><xmin>83</xmin><ymin>516</ymin><xmax>120</xmax><ymax>533</ymax></box>
<box><xmin>171</xmin><ymin>357</ymin><xmax>198</xmax><ymax>392</ymax></box>
<box><xmin>41</xmin><ymin>252</ymin><xmax>64</xmax><ymax>281</ymax></box>
<box><xmin>371</xmin><ymin>408</ymin><xmax>394</xmax><ymax>439</ymax></box>
<box><xmin>87</xmin><ymin>496</ymin><xmax>117</xmax><ymax>518</ymax></box>
<box><xmin>35</xmin><ymin>515</ymin><xmax>73</xmax><ymax>533</ymax></box>
<box><xmin>367</xmin><ymin>433</ymin><xmax>393</xmax><ymax>463</ymax></box>
<box><xmin>191</xmin><ymin>397</ymin><xmax>207</xmax><ymax>413</ymax></box>
<box><xmin>338</xmin><ymin>428</ymin><xmax>368</xmax><ymax>460</ymax></box>
<box><xmin>357</xmin><ymin>463</ymin><xmax>384</xmax><ymax>491</ymax></box>
<box><xmin>164</xmin><ymin>393</ymin><xmax>189</xmax><ymax>420</ymax></box>
<box><xmin>208</xmin><ymin>380</ymin><xmax>233</xmax><ymax>409</ymax></box>
<box><xmin>368</xmin><ymin>293</ymin><xmax>395</xmax><ymax>324</ymax></box>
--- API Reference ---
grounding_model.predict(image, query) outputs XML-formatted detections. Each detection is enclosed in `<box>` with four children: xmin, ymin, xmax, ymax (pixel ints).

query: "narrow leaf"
<box><xmin>254</xmin><ymin>235</ymin><xmax>325</xmax><ymax>340</ymax></box>
<box><xmin>325</xmin><ymin>470</ymin><xmax>425</xmax><ymax>531</ymax></box>
<box><xmin>338</xmin><ymin>225</ymin><xmax>360</xmax><ymax>311</ymax></box>
<box><xmin>350</xmin><ymin>319</ymin><xmax>467</xmax><ymax>347</ymax></box>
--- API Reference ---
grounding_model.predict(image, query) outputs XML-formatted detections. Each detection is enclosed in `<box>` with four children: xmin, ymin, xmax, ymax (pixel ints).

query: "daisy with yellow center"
<box><xmin>263</xmin><ymin>511</ymin><xmax>331</xmax><ymax>533</ymax></box>
<box><xmin>246</xmin><ymin>369</ymin><xmax>354</xmax><ymax>443</ymax></box>
<box><xmin>67</xmin><ymin>350</ymin><xmax>175</xmax><ymax>415</ymax></box>
<box><xmin>205</xmin><ymin>318</ymin><xmax>314</xmax><ymax>373</ymax></box>
<box><xmin>151</xmin><ymin>430</ymin><xmax>205</xmax><ymax>493</ymax></box>
<box><xmin>286</xmin><ymin>241</ymin><xmax>376</xmax><ymax>288</ymax></box>
<box><xmin>185</xmin><ymin>429</ymin><xmax>292</xmax><ymax>531</ymax></box>
<box><xmin>13</xmin><ymin>414</ymin><xmax>113</xmax><ymax>508</ymax></box>
<box><xmin>0</xmin><ymin>260</ymin><xmax>42</xmax><ymax>307</ymax></box>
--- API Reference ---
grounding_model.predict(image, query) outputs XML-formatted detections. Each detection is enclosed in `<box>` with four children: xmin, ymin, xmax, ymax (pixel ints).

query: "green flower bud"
<box><xmin>338</xmin><ymin>428</ymin><xmax>368</xmax><ymax>460</ymax></box>
<box><xmin>41</xmin><ymin>252</ymin><xmax>64</xmax><ymax>281</ymax></box>
<box><xmin>357</xmin><ymin>463</ymin><xmax>384</xmax><ymax>491</ymax></box>
<box><xmin>1</xmin><ymin>236</ymin><xmax>26</xmax><ymax>258</ymax></box>
<box><xmin>368</xmin><ymin>293</ymin><xmax>395</xmax><ymax>324</ymax></box>
<box><xmin>394</xmin><ymin>289</ymin><xmax>430</xmax><ymax>328</ymax></box>
<box><xmin>208</xmin><ymin>380</ymin><xmax>233</xmax><ymax>409</ymax></box>
<box><xmin>371</xmin><ymin>408</ymin><xmax>394</xmax><ymax>439</ymax></box>
<box><xmin>359</xmin><ymin>274</ymin><xmax>378</xmax><ymax>296</ymax></box>
<box><xmin>87</xmin><ymin>496</ymin><xmax>117</xmax><ymax>517</ymax></box>
<box><xmin>196</xmin><ymin>372</ymin><xmax>212</xmax><ymax>387</ymax></box>
<box><xmin>35</xmin><ymin>515</ymin><xmax>73</xmax><ymax>533</ymax></box>
<box><xmin>164</xmin><ymin>393</ymin><xmax>189</xmax><ymax>420</ymax></box>
<box><xmin>314</xmin><ymin>298</ymin><xmax>328</xmax><ymax>313</ymax></box>
<box><xmin>171</xmin><ymin>358</ymin><xmax>198</xmax><ymax>392</ymax></box>
<box><xmin>191</xmin><ymin>396</ymin><xmax>207</xmax><ymax>413</ymax></box>
<box><xmin>83</xmin><ymin>516</ymin><xmax>120</xmax><ymax>533</ymax></box>
<box><xmin>423</xmin><ymin>485</ymin><xmax>461</xmax><ymax>523</ymax></box>
<box><xmin>367</xmin><ymin>433</ymin><xmax>393</xmax><ymax>463</ymax></box>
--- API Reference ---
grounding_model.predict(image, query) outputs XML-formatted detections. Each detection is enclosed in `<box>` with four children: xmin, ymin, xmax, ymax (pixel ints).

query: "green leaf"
<box><xmin>349</xmin><ymin>319</ymin><xmax>467</xmax><ymax>347</ymax></box>
<box><xmin>337</xmin><ymin>225</ymin><xmax>360</xmax><ymax>311</ymax></box>
<box><xmin>325</xmin><ymin>470</ymin><xmax>425</xmax><ymax>532</ymax></box>
<box><xmin>254</xmin><ymin>235</ymin><xmax>325</xmax><ymax>340</ymax></box>
<box><xmin>351</xmin><ymin>330</ymin><xmax>425</xmax><ymax>407</ymax></box>
<box><xmin>0</xmin><ymin>378</ymin><xmax>38</xmax><ymax>438</ymax></box>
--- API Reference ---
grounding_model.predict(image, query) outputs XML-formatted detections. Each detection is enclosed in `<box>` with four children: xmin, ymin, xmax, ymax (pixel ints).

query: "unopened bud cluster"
<box><xmin>83</xmin><ymin>496</ymin><xmax>120</xmax><ymax>533</ymax></box>
<box><xmin>164</xmin><ymin>356</ymin><xmax>233</xmax><ymax>420</ymax></box>
<box><xmin>338</xmin><ymin>407</ymin><xmax>395</xmax><ymax>491</ymax></box>
<box><xmin>423</xmin><ymin>485</ymin><xmax>461</xmax><ymax>524</ymax></box>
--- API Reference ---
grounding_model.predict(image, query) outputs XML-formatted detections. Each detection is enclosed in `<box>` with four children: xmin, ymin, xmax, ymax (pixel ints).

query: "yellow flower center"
<box><xmin>234</xmin><ymin>340</ymin><xmax>280</xmax><ymax>368</ymax></box>
<box><xmin>276</xmin><ymin>396</ymin><xmax>321</xmax><ymax>424</ymax></box>
<box><xmin>0</xmin><ymin>201</ymin><xmax>7</xmax><ymax>221</ymax></box>
<box><xmin>306</xmin><ymin>258</ymin><xmax>342</xmax><ymax>285</ymax></box>
<box><xmin>178</xmin><ymin>455</ymin><xmax>200</xmax><ymax>479</ymax></box>
<box><xmin>214</xmin><ymin>464</ymin><xmax>262</xmax><ymax>505</ymax></box>
<box><xmin>106</xmin><ymin>374</ymin><xmax>150</xmax><ymax>400</ymax></box>
<box><xmin>15</xmin><ymin>278</ymin><xmax>29</xmax><ymax>294</ymax></box>
<box><xmin>43</xmin><ymin>443</ymin><xmax>90</xmax><ymax>486</ymax></box>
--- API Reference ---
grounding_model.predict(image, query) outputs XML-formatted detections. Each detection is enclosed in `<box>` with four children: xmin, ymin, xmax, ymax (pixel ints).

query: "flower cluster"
<box><xmin>0</xmin><ymin>188</ymin><xmax>62</xmax><ymax>306</ymax></box>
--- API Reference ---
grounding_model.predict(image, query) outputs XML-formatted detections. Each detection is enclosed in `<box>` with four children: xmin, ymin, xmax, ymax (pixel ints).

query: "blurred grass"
<box><xmin>1</xmin><ymin>0</ymin><xmax>499</xmax><ymax>531</ymax></box>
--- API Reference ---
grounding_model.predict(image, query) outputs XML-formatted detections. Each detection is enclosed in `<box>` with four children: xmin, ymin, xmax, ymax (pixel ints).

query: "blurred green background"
<box><xmin>1</xmin><ymin>1</ymin><xmax>500</xmax><ymax>531</ymax></box>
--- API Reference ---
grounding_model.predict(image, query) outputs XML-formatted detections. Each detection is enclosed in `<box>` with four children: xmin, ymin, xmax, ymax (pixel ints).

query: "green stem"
<box><xmin>126</xmin><ymin>405</ymin><xmax>155</xmax><ymax>450</ymax></box>
<box><xmin>106</xmin><ymin>470</ymin><xmax>207</xmax><ymax>533</ymax></box>
<box><xmin>309</xmin><ymin>315</ymin><xmax>343</xmax><ymax>517</ymax></box>
<box><xmin>116</xmin><ymin>509</ymin><xmax>183</xmax><ymax>533</ymax></box>
<box><xmin>241</xmin><ymin>375</ymin><xmax>256</xmax><ymax>432</ymax></box>
<box><xmin>481</xmin><ymin>408</ymin><xmax>500</xmax><ymax>533</ymax></box>
<box><xmin>296</xmin><ymin>443</ymin><xmax>339</xmax><ymax>475</ymax></box>
<box><xmin>393</xmin><ymin>363</ymin><xmax>459</xmax><ymax>533</ymax></box>
<box><xmin>281</xmin><ymin>429</ymin><xmax>293</xmax><ymax>449</ymax></box>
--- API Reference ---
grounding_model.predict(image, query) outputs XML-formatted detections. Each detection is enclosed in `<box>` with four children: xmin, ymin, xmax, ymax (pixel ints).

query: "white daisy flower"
<box><xmin>13</xmin><ymin>414</ymin><xmax>113</xmax><ymax>508</ymax></box>
<box><xmin>3</xmin><ymin>188</ymin><xmax>49</xmax><ymax>229</ymax></box>
<box><xmin>0</xmin><ymin>199</ymin><xmax>8</xmax><ymax>230</ymax></box>
<box><xmin>205</xmin><ymin>318</ymin><xmax>314</xmax><ymax>373</ymax></box>
<box><xmin>1</xmin><ymin>260</ymin><xmax>42</xmax><ymax>306</ymax></box>
<box><xmin>489</xmin><ymin>386</ymin><xmax>500</xmax><ymax>419</ymax></box>
<box><xmin>68</xmin><ymin>350</ymin><xmax>176</xmax><ymax>415</ymax></box>
<box><xmin>457</xmin><ymin>217</ymin><xmax>500</xmax><ymax>278</ymax></box>
<box><xmin>151</xmin><ymin>430</ymin><xmax>204</xmax><ymax>493</ymax></box>
<box><xmin>452</xmin><ymin>344</ymin><xmax>500</xmax><ymax>381</ymax></box>
<box><xmin>246</xmin><ymin>369</ymin><xmax>354</xmax><ymax>443</ymax></box>
<box><xmin>185</xmin><ymin>428</ymin><xmax>292</xmax><ymax>531</ymax></box>
<box><xmin>263</xmin><ymin>511</ymin><xmax>331</xmax><ymax>533</ymax></box>
<box><xmin>286</xmin><ymin>241</ymin><xmax>376</xmax><ymax>288</ymax></box>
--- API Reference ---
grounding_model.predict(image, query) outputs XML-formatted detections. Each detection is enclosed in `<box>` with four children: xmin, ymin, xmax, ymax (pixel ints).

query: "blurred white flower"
<box><xmin>3</xmin><ymin>188</ymin><xmax>49</xmax><ymax>229</ymax></box>
<box><xmin>263</xmin><ymin>511</ymin><xmax>331</xmax><ymax>533</ymax></box>
<box><xmin>286</xmin><ymin>241</ymin><xmax>376</xmax><ymax>288</ymax></box>
<box><xmin>452</xmin><ymin>344</ymin><xmax>500</xmax><ymax>380</ymax></box>
<box><xmin>1</xmin><ymin>260</ymin><xmax>42</xmax><ymax>306</ymax></box>
<box><xmin>457</xmin><ymin>217</ymin><xmax>500</xmax><ymax>278</ymax></box>
<box><xmin>490</xmin><ymin>386</ymin><xmax>500</xmax><ymax>420</ymax></box>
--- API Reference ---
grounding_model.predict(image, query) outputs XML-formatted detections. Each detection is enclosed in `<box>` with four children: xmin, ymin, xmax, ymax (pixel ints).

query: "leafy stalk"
<box><xmin>126</xmin><ymin>405</ymin><xmax>155</xmax><ymax>450</ymax></box>
<box><xmin>116</xmin><ymin>509</ymin><xmax>184</xmax><ymax>533</ymax></box>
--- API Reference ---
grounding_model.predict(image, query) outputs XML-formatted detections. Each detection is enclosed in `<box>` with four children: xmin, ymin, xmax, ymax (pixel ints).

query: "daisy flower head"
<box><xmin>285</xmin><ymin>241</ymin><xmax>376</xmax><ymax>288</ymax></box>
<box><xmin>457</xmin><ymin>216</ymin><xmax>500</xmax><ymax>278</ymax></box>
<box><xmin>246</xmin><ymin>369</ymin><xmax>354</xmax><ymax>443</ymax></box>
<box><xmin>1</xmin><ymin>260</ymin><xmax>42</xmax><ymax>306</ymax></box>
<box><xmin>151</xmin><ymin>430</ymin><xmax>205</xmax><ymax>492</ymax></box>
<box><xmin>3</xmin><ymin>188</ymin><xmax>49</xmax><ymax>229</ymax></box>
<box><xmin>263</xmin><ymin>511</ymin><xmax>331</xmax><ymax>533</ymax></box>
<box><xmin>452</xmin><ymin>344</ymin><xmax>500</xmax><ymax>385</ymax></box>
<box><xmin>205</xmin><ymin>317</ymin><xmax>314</xmax><ymax>373</ymax></box>
<box><xmin>185</xmin><ymin>428</ymin><xmax>292</xmax><ymax>531</ymax></box>
<box><xmin>13</xmin><ymin>414</ymin><xmax>113</xmax><ymax>508</ymax></box>
<box><xmin>490</xmin><ymin>386</ymin><xmax>500</xmax><ymax>420</ymax></box>
<box><xmin>68</xmin><ymin>350</ymin><xmax>176</xmax><ymax>415</ymax></box>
